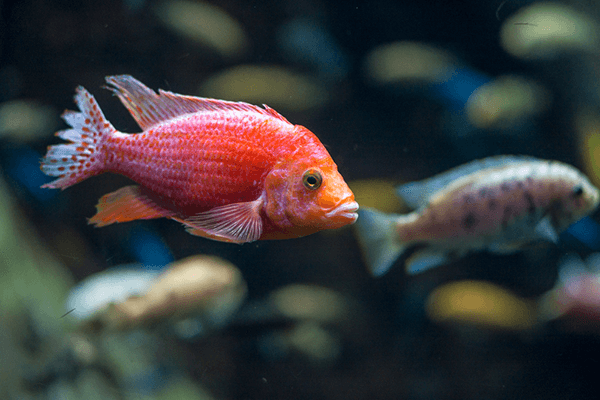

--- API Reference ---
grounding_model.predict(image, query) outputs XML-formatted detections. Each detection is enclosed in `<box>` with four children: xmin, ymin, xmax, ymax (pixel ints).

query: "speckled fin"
<box><xmin>397</xmin><ymin>155</ymin><xmax>540</xmax><ymax>209</ymax></box>
<box><xmin>105</xmin><ymin>75</ymin><xmax>291</xmax><ymax>131</ymax></box>
<box><xmin>174</xmin><ymin>198</ymin><xmax>264</xmax><ymax>244</ymax></box>
<box><xmin>88</xmin><ymin>185</ymin><xmax>175</xmax><ymax>227</ymax></box>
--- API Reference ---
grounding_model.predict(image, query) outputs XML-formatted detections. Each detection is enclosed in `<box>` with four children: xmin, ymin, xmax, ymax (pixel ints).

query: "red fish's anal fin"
<box><xmin>89</xmin><ymin>185</ymin><xmax>175</xmax><ymax>227</ymax></box>
<box><xmin>172</xmin><ymin>197</ymin><xmax>264</xmax><ymax>244</ymax></box>
<box><xmin>105</xmin><ymin>75</ymin><xmax>292</xmax><ymax>131</ymax></box>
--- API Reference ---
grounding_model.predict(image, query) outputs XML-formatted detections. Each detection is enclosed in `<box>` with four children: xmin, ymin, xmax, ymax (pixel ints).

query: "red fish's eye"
<box><xmin>302</xmin><ymin>169</ymin><xmax>323</xmax><ymax>190</ymax></box>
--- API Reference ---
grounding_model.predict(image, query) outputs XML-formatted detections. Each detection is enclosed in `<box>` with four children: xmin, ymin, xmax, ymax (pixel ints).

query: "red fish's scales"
<box><xmin>103</xmin><ymin>111</ymin><xmax>307</xmax><ymax>214</ymax></box>
<box><xmin>40</xmin><ymin>75</ymin><xmax>358</xmax><ymax>243</ymax></box>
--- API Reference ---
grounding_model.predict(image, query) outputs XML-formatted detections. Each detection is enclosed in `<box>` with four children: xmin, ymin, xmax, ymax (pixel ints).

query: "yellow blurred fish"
<box><xmin>354</xmin><ymin>156</ymin><xmax>600</xmax><ymax>276</ymax></box>
<box><xmin>426</xmin><ymin>280</ymin><xmax>536</xmax><ymax>331</ymax></box>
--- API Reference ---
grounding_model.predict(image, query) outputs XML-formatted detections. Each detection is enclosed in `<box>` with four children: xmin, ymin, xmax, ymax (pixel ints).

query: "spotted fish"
<box><xmin>354</xmin><ymin>156</ymin><xmax>600</xmax><ymax>276</ymax></box>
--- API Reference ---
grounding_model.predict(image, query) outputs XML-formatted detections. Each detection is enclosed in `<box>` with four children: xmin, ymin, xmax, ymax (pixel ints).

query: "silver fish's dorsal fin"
<box><xmin>396</xmin><ymin>155</ymin><xmax>540</xmax><ymax>209</ymax></box>
<box><xmin>105</xmin><ymin>75</ymin><xmax>292</xmax><ymax>131</ymax></box>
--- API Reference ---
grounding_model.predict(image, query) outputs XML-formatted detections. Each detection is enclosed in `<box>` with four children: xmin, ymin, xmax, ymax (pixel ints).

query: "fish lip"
<box><xmin>326</xmin><ymin>200</ymin><xmax>359</xmax><ymax>222</ymax></box>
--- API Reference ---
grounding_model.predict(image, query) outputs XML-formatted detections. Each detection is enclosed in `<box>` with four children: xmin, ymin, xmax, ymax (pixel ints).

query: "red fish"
<box><xmin>41</xmin><ymin>75</ymin><xmax>358</xmax><ymax>243</ymax></box>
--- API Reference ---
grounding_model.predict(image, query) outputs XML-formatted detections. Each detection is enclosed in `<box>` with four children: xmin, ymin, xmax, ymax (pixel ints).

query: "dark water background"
<box><xmin>2</xmin><ymin>0</ymin><xmax>600</xmax><ymax>399</ymax></box>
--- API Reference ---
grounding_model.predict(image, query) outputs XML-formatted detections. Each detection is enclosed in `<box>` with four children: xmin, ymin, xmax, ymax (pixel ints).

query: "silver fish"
<box><xmin>354</xmin><ymin>156</ymin><xmax>600</xmax><ymax>276</ymax></box>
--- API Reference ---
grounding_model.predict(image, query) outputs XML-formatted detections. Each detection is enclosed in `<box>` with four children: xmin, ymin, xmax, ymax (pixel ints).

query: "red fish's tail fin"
<box><xmin>41</xmin><ymin>86</ymin><xmax>116</xmax><ymax>189</ymax></box>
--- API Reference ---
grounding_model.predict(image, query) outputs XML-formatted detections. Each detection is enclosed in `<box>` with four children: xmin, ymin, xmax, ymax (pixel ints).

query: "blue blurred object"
<box><xmin>277</xmin><ymin>18</ymin><xmax>349</xmax><ymax>84</ymax></box>
<box><xmin>429</xmin><ymin>67</ymin><xmax>490</xmax><ymax>111</ymax></box>
<box><xmin>128</xmin><ymin>225</ymin><xmax>174</xmax><ymax>270</ymax></box>
<box><xmin>2</xmin><ymin>145</ymin><xmax>56</xmax><ymax>202</ymax></box>
<box><xmin>121</xmin><ymin>364</ymin><xmax>171</xmax><ymax>395</ymax></box>
<box><xmin>565</xmin><ymin>217</ymin><xmax>600</xmax><ymax>250</ymax></box>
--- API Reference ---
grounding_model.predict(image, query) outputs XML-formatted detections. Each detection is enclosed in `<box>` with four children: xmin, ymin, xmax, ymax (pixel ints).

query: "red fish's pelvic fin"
<box><xmin>354</xmin><ymin>207</ymin><xmax>407</xmax><ymax>277</ymax></box>
<box><xmin>173</xmin><ymin>197</ymin><xmax>264</xmax><ymax>244</ymax></box>
<box><xmin>89</xmin><ymin>185</ymin><xmax>175</xmax><ymax>227</ymax></box>
<box><xmin>105</xmin><ymin>75</ymin><xmax>292</xmax><ymax>131</ymax></box>
<box><xmin>41</xmin><ymin>86</ymin><xmax>116</xmax><ymax>189</ymax></box>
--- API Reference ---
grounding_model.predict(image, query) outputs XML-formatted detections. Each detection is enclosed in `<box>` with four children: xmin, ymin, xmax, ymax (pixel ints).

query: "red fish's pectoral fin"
<box><xmin>89</xmin><ymin>185</ymin><xmax>175</xmax><ymax>227</ymax></box>
<box><xmin>174</xmin><ymin>198</ymin><xmax>264</xmax><ymax>244</ymax></box>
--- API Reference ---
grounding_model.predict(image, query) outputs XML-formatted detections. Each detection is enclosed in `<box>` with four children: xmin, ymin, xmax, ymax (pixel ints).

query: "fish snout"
<box><xmin>326</xmin><ymin>199</ymin><xmax>359</xmax><ymax>225</ymax></box>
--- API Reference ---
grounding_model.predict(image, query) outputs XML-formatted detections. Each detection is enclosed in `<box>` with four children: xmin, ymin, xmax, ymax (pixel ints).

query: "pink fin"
<box><xmin>89</xmin><ymin>185</ymin><xmax>175</xmax><ymax>227</ymax></box>
<box><xmin>262</xmin><ymin>104</ymin><xmax>291</xmax><ymax>124</ymax></box>
<box><xmin>41</xmin><ymin>87</ymin><xmax>115</xmax><ymax>189</ymax></box>
<box><xmin>173</xmin><ymin>197</ymin><xmax>264</xmax><ymax>243</ymax></box>
<box><xmin>105</xmin><ymin>75</ymin><xmax>292</xmax><ymax>130</ymax></box>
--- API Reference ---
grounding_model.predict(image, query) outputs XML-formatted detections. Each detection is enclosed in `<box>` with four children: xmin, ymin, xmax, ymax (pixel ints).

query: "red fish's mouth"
<box><xmin>326</xmin><ymin>200</ymin><xmax>359</xmax><ymax>224</ymax></box>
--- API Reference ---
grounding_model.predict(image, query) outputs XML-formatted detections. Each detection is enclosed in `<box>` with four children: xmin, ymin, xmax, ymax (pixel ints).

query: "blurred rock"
<box><xmin>78</xmin><ymin>255</ymin><xmax>247</xmax><ymax>334</ymax></box>
<box><xmin>66</xmin><ymin>266</ymin><xmax>160</xmax><ymax>321</ymax></box>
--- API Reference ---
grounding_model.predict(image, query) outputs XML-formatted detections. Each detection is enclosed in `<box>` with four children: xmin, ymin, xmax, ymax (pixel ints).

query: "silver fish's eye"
<box><xmin>571</xmin><ymin>185</ymin><xmax>584</xmax><ymax>198</ymax></box>
<box><xmin>302</xmin><ymin>169</ymin><xmax>323</xmax><ymax>190</ymax></box>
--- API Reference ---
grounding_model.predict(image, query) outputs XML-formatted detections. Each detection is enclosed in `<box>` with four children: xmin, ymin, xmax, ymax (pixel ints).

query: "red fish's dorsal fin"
<box><xmin>262</xmin><ymin>104</ymin><xmax>291</xmax><ymax>124</ymax></box>
<box><xmin>88</xmin><ymin>185</ymin><xmax>175</xmax><ymax>227</ymax></box>
<box><xmin>105</xmin><ymin>75</ymin><xmax>292</xmax><ymax>130</ymax></box>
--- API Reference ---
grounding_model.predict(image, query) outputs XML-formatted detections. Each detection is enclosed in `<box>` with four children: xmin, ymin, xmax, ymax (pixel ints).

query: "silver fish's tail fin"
<box><xmin>354</xmin><ymin>207</ymin><xmax>408</xmax><ymax>277</ymax></box>
<box><xmin>41</xmin><ymin>86</ymin><xmax>115</xmax><ymax>189</ymax></box>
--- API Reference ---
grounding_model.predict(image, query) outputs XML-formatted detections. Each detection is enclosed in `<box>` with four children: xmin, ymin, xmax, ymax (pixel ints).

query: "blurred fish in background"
<box><xmin>362</xmin><ymin>40</ymin><xmax>549</xmax><ymax>161</ymax></box>
<box><xmin>199</xmin><ymin>65</ymin><xmax>330</xmax><ymax>112</ymax></box>
<box><xmin>354</xmin><ymin>156</ymin><xmax>600</xmax><ymax>276</ymax></box>
<box><xmin>153</xmin><ymin>0</ymin><xmax>250</xmax><ymax>60</ymax></box>
<box><xmin>539</xmin><ymin>253</ymin><xmax>600</xmax><ymax>333</ymax></box>
<box><xmin>426</xmin><ymin>280</ymin><xmax>537</xmax><ymax>332</ymax></box>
